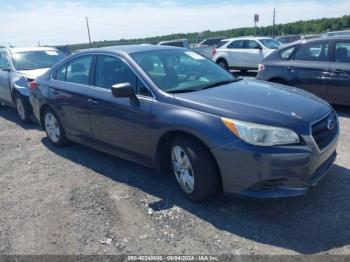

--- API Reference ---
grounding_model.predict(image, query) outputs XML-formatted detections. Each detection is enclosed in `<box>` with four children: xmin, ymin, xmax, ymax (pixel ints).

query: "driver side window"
<box><xmin>95</xmin><ymin>55</ymin><xmax>152</xmax><ymax>97</ymax></box>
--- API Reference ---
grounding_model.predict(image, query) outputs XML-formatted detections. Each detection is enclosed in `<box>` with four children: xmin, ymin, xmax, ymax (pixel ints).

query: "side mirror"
<box><xmin>255</xmin><ymin>46</ymin><xmax>262</xmax><ymax>50</ymax></box>
<box><xmin>111</xmin><ymin>82</ymin><xmax>139</xmax><ymax>106</ymax></box>
<box><xmin>111</xmin><ymin>83</ymin><xmax>134</xmax><ymax>98</ymax></box>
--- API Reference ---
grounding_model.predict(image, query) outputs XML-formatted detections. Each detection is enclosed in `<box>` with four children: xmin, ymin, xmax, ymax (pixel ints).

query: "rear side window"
<box><xmin>55</xmin><ymin>64</ymin><xmax>66</xmax><ymax>81</ymax></box>
<box><xmin>228</xmin><ymin>40</ymin><xmax>244</xmax><ymax>49</ymax></box>
<box><xmin>294</xmin><ymin>42</ymin><xmax>329</xmax><ymax>62</ymax></box>
<box><xmin>335</xmin><ymin>42</ymin><xmax>350</xmax><ymax>63</ymax></box>
<box><xmin>65</xmin><ymin>55</ymin><xmax>93</xmax><ymax>85</ymax></box>
<box><xmin>280</xmin><ymin>46</ymin><xmax>296</xmax><ymax>60</ymax></box>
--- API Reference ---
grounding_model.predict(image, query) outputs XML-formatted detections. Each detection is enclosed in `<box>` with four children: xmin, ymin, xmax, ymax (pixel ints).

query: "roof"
<box><xmin>222</xmin><ymin>36</ymin><xmax>274</xmax><ymax>41</ymax></box>
<box><xmin>8</xmin><ymin>46</ymin><xmax>59</xmax><ymax>53</ymax></box>
<box><xmin>85</xmin><ymin>44</ymin><xmax>181</xmax><ymax>55</ymax></box>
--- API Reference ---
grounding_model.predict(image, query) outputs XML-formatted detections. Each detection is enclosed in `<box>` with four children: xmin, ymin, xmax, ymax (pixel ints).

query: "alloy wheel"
<box><xmin>171</xmin><ymin>146</ymin><xmax>195</xmax><ymax>194</ymax></box>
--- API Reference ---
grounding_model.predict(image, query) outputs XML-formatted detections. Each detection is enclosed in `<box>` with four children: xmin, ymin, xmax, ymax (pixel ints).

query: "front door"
<box><xmin>88</xmin><ymin>54</ymin><xmax>154</xmax><ymax>163</ymax></box>
<box><xmin>287</xmin><ymin>41</ymin><xmax>331</xmax><ymax>100</ymax></box>
<box><xmin>0</xmin><ymin>50</ymin><xmax>12</xmax><ymax>104</ymax></box>
<box><xmin>327</xmin><ymin>40</ymin><xmax>350</xmax><ymax>105</ymax></box>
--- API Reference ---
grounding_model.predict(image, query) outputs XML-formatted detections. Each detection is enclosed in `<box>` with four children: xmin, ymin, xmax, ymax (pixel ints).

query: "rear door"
<box><xmin>243</xmin><ymin>40</ymin><xmax>263</xmax><ymax>69</ymax></box>
<box><xmin>87</xmin><ymin>54</ymin><xmax>154</xmax><ymax>163</ymax></box>
<box><xmin>327</xmin><ymin>40</ymin><xmax>350</xmax><ymax>105</ymax></box>
<box><xmin>49</xmin><ymin>54</ymin><xmax>94</xmax><ymax>140</ymax></box>
<box><xmin>287</xmin><ymin>41</ymin><xmax>331</xmax><ymax>99</ymax></box>
<box><xmin>0</xmin><ymin>50</ymin><xmax>12</xmax><ymax>103</ymax></box>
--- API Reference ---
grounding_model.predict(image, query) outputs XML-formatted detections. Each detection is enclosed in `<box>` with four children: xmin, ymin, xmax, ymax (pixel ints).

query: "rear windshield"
<box><xmin>11</xmin><ymin>50</ymin><xmax>65</xmax><ymax>70</ymax></box>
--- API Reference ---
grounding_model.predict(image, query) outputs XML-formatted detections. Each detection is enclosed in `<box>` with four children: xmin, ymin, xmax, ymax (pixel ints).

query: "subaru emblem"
<box><xmin>327</xmin><ymin>118</ymin><xmax>335</xmax><ymax>130</ymax></box>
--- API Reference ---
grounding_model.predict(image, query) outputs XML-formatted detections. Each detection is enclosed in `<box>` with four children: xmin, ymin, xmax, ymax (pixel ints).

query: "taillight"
<box><xmin>212</xmin><ymin>48</ymin><xmax>216</xmax><ymax>56</ymax></box>
<box><xmin>258</xmin><ymin>64</ymin><xmax>265</xmax><ymax>72</ymax></box>
<box><xmin>29</xmin><ymin>81</ymin><xmax>38</xmax><ymax>91</ymax></box>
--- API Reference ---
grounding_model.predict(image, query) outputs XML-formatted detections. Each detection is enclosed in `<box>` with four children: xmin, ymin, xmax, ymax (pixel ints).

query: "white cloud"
<box><xmin>0</xmin><ymin>0</ymin><xmax>349</xmax><ymax>46</ymax></box>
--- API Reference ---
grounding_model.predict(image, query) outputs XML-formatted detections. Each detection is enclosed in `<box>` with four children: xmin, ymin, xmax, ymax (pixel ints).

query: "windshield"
<box><xmin>259</xmin><ymin>39</ymin><xmax>282</xmax><ymax>49</ymax></box>
<box><xmin>11</xmin><ymin>50</ymin><xmax>65</xmax><ymax>70</ymax></box>
<box><xmin>131</xmin><ymin>49</ymin><xmax>237</xmax><ymax>93</ymax></box>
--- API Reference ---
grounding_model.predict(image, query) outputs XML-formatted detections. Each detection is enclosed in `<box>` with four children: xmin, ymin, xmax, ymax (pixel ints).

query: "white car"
<box><xmin>212</xmin><ymin>37</ymin><xmax>282</xmax><ymax>72</ymax></box>
<box><xmin>0</xmin><ymin>47</ymin><xmax>65</xmax><ymax>122</ymax></box>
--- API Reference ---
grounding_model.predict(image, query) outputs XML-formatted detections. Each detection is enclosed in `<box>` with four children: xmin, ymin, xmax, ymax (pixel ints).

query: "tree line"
<box><xmin>66</xmin><ymin>15</ymin><xmax>350</xmax><ymax>51</ymax></box>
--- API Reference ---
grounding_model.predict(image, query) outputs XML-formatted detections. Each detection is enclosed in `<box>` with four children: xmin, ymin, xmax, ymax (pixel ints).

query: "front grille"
<box><xmin>312</xmin><ymin>111</ymin><xmax>338</xmax><ymax>150</ymax></box>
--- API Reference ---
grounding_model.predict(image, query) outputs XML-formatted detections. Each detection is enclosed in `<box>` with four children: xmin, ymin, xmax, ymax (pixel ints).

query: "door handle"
<box><xmin>88</xmin><ymin>98</ymin><xmax>99</xmax><ymax>105</ymax></box>
<box><xmin>288</xmin><ymin>66</ymin><xmax>296</xmax><ymax>71</ymax></box>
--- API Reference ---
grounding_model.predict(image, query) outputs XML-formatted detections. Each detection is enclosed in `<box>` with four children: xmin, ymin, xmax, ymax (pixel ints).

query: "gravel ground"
<box><xmin>0</xmin><ymin>100</ymin><xmax>350</xmax><ymax>256</ymax></box>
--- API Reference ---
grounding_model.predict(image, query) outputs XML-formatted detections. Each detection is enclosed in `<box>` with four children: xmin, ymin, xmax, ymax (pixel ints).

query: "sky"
<box><xmin>0</xmin><ymin>0</ymin><xmax>349</xmax><ymax>47</ymax></box>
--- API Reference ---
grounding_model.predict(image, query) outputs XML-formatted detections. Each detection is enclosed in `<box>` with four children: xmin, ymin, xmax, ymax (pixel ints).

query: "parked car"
<box><xmin>324</xmin><ymin>30</ymin><xmax>350</xmax><ymax>37</ymax></box>
<box><xmin>30</xmin><ymin>45</ymin><xmax>338</xmax><ymax>201</ymax></box>
<box><xmin>275</xmin><ymin>35</ymin><xmax>301</xmax><ymax>44</ymax></box>
<box><xmin>158</xmin><ymin>38</ymin><xmax>216</xmax><ymax>58</ymax></box>
<box><xmin>196</xmin><ymin>37</ymin><xmax>226</xmax><ymax>47</ymax></box>
<box><xmin>213</xmin><ymin>37</ymin><xmax>282</xmax><ymax>72</ymax></box>
<box><xmin>256</xmin><ymin>36</ymin><xmax>350</xmax><ymax>106</ymax></box>
<box><xmin>158</xmin><ymin>39</ymin><xmax>190</xmax><ymax>48</ymax></box>
<box><xmin>192</xmin><ymin>37</ymin><xmax>226</xmax><ymax>58</ymax></box>
<box><xmin>0</xmin><ymin>47</ymin><xmax>66</xmax><ymax>122</ymax></box>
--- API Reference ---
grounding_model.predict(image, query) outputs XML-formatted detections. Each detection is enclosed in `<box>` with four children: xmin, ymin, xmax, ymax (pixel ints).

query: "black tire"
<box><xmin>169</xmin><ymin>136</ymin><xmax>220</xmax><ymax>201</ymax></box>
<box><xmin>216</xmin><ymin>59</ymin><xmax>229</xmax><ymax>71</ymax></box>
<box><xmin>14</xmin><ymin>93</ymin><xmax>32</xmax><ymax>123</ymax></box>
<box><xmin>43</xmin><ymin>107</ymin><xmax>69</xmax><ymax>147</ymax></box>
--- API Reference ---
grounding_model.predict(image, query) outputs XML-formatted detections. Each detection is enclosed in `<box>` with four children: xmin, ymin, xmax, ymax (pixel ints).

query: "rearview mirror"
<box><xmin>111</xmin><ymin>82</ymin><xmax>139</xmax><ymax>106</ymax></box>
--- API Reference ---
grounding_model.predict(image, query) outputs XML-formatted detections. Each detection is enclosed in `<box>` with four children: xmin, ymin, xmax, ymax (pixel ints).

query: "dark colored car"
<box><xmin>30</xmin><ymin>45</ymin><xmax>339</xmax><ymax>201</ymax></box>
<box><xmin>256</xmin><ymin>36</ymin><xmax>350</xmax><ymax>106</ymax></box>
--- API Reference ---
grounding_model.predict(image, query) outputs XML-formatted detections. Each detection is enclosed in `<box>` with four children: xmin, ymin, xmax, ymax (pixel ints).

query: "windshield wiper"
<box><xmin>200</xmin><ymin>78</ymin><xmax>241</xmax><ymax>90</ymax></box>
<box><xmin>167</xmin><ymin>88</ymin><xmax>199</xmax><ymax>94</ymax></box>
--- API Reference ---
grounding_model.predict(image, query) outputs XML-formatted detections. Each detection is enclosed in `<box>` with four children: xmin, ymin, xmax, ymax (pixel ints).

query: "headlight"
<box><xmin>221</xmin><ymin>117</ymin><xmax>300</xmax><ymax>146</ymax></box>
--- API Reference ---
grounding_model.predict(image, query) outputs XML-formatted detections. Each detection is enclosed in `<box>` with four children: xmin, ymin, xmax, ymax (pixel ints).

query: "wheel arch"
<box><xmin>154</xmin><ymin>129</ymin><xmax>223</xmax><ymax>190</ymax></box>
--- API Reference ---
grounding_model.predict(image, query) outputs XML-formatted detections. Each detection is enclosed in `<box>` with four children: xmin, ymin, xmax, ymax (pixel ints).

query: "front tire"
<box><xmin>170</xmin><ymin>136</ymin><xmax>220</xmax><ymax>201</ymax></box>
<box><xmin>14</xmin><ymin>94</ymin><xmax>32</xmax><ymax>123</ymax></box>
<box><xmin>43</xmin><ymin>108</ymin><xmax>68</xmax><ymax>147</ymax></box>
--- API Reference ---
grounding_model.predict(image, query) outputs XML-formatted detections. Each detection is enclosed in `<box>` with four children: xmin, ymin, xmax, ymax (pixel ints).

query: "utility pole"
<box><xmin>254</xmin><ymin>14</ymin><xmax>259</xmax><ymax>36</ymax></box>
<box><xmin>86</xmin><ymin>16</ymin><xmax>92</xmax><ymax>48</ymax></box>
<box><xmin>272</xmin><ymin>8</ymin><xmax>276</xmax><ymax>36</ymax></box>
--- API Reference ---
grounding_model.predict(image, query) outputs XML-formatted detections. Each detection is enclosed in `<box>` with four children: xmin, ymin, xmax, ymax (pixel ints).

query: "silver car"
<box><xmin>0</xmin><ymin>47</ymin><xmax>65</xmax><ymax>122</ymax></box>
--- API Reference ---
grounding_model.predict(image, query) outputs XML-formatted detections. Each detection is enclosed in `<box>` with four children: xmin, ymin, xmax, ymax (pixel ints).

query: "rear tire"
<box><xmin>169</xmin><ymin>136</ymin><xmax>220</xmax><ymax>201</ymax></box>
<box><xmin>14</xmin><ymin>94</ymin><xmax>32</xmax><ymax>123</ymax></box>
<box><xmin>43</xmin><ymin>108</ymin><xmax>68</xmax><ymax>147</ymax></box>
<box><xmin>216</xmin><ymin>59</ymin><xmax>229</xmax><ymax>71</ymax></box>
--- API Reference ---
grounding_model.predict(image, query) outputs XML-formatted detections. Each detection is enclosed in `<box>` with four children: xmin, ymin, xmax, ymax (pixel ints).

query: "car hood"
<box><xmin>173</xmin><ymin>79</ymin><xmax>331</xmax><ymax>132</ymax></box>
<box><xmin>18</xmin><ymin>68</ymin><xmax>50</xmax><ymax>80</ymax></box>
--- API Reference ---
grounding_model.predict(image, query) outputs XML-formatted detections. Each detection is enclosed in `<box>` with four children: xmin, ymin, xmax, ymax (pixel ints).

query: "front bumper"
<box><xmin>211</xmin><ymin>130</ymin><xmax>339</xmax><ymax>198</ymax></box>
